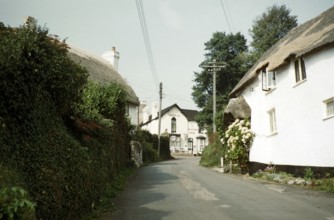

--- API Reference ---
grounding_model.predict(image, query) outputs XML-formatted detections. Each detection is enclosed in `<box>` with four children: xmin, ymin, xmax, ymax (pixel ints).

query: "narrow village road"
<box><xmin>102</xmin><ymin>156</ymin><xmax>334</xmax><ymax>220</ymax></box>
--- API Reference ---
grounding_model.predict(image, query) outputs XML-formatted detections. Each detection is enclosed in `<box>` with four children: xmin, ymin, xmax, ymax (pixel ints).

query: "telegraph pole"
<box><xmin>158</xmin><ymin>82</ymin><xmax>162</xmax><ymax>158</ymax></box>
<box><xmin>201</xmin><ymin>60</ymin><xmax>226</xmax><ymax>133</ymax></box>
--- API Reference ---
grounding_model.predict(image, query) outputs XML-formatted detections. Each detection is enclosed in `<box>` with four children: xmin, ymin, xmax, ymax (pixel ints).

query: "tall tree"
<box><xmin>192</xmin><ymin>32</ymin><xmax>248</xmax><ymax>130</ymax></box>
<box><xmin>249</xmin><ymin>4</ymin><xmax>298</xmax><ymax>61</ymax></box>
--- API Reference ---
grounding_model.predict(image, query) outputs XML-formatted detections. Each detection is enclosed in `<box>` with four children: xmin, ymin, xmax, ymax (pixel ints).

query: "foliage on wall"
<box><xmin>0</xmin><ymin>21</ymin><xmax>133</xmax><ymax>219</ymax></box>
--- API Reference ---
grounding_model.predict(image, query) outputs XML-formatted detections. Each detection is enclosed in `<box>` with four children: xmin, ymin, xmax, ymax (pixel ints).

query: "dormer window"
<box><xmin>294</xmin><ymin>57</ymin><xmax>306</xmax><ymax>83</ymax></box>
<box><xmin>262</xmin><ymin>68</ymin><xmax>276</xmax><ymax>91</ymax></box>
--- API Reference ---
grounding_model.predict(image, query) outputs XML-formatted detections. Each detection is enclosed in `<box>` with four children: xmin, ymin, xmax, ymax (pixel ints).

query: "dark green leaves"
<box><xmin>249</xmin><ymin>4</ymin><xmax>298</xmax><ymax>60</ymax></box>
<box><xmin>192</xmin><ymin>32</ymin><xmax>248</xmax><ymax>130</ymax></box>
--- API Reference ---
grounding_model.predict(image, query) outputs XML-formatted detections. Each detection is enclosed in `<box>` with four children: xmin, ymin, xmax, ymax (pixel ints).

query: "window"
<box><xmin>262</xmin><ymin>68</ymin><xmax>276</xmax><ymax>91</ymax></box>
<box><xmin>294</xmin><ymin>58</ymin><xmax>306</xmax><ymax>83</ymax></box>
<box><xmin>170</xmin><ymin>135</ymin><xmax>181</xmax><ymax>148</ymax></box>
<box><xmin>126</xmin><ymin>104</ymin><xmax>130</xmax><ymax>116</ymax></box>
<box><xmin>324</xmin><ymin>98</ymin><xmax>334</xmax><ymax>119</ymax></box>
<box><xmin>171</xmin><ymin>117</ymin><xmax>176</xmax><ymax>133</ymax></box>
<box><xmin>198</xmin><ymin>138</ymin><xmax>205</xmax><ymax>151</ymax></box>
<box><xmin>268</xmin><ymin>108</ymin><xmax>277</xmax><ymax>135</ymax></box>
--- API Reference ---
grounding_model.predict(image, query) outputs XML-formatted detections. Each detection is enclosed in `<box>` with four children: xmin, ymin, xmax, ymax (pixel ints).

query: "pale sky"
<box><xmin>1</xmin><ymin>0</ymin><xmax>333</xmax><ymax>110</ymax></box>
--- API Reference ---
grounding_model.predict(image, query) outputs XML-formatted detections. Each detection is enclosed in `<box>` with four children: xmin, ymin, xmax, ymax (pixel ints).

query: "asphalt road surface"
<box><xmin>105</xmin><ymin>156</ymin><xmax>334</xmax><ymax>220</ymax></box>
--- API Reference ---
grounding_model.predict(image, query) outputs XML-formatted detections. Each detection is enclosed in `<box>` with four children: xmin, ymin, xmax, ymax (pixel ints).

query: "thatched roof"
<box><xmin>230</xmin><ymin>6</ymin><xmax>334</xmax><ymax>97</ymax></box>
<box><xmin>67</xmin><ymin>46</ymin><xmax>140</xmax><ymax>105</ymax></box>
<box><xmin>224</xmin><ymin>96</ymin><xmax>251</xmax><ymax>119</ymax></box>
<box><xmin>223</xmin><ymin>96</ymin><xmax>251</xmax><ymax>126</ymax></box>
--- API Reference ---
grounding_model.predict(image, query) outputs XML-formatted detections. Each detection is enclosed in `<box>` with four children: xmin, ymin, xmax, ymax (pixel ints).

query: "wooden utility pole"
<box><xmin>158</xmin><ymin>82</ymin><xmax>162</xmax><ymax>158</ymax></box>
<box><xmin>201</xmin><ymin>60</ymin><xmax>225</xmax><ymax>133</ymax></box>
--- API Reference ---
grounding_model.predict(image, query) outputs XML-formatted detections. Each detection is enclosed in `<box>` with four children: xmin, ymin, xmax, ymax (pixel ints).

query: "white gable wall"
<box><xmin>141</xmin><ymin>106</ymin><xmax>208</xmax><ymax>152</ymax></box>
<box><xmin>128</xmin><ymin>103</ymin><xmax>139</xmax><ymax>125</ymax></box>
<box><xmin>242</xmin><ymin>47</ymin><xmax>334</xmax><ymax>167</ymax></box>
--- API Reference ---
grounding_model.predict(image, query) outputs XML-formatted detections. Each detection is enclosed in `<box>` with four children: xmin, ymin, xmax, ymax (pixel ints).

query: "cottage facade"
<box><xmin>141</xmin><ymin>104</ymin><xmax>208</xmax><ymax>155</ymax></box>
<box><xmin>229</xmin><ymin>7</ymin><xmax>334</xmax><ymax>167</ymax></box>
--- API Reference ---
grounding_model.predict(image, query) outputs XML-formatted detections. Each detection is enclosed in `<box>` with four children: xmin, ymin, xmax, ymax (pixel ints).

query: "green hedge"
<box><xmin>131</xmin><ymin>129</ymin><xmax>172</xmax><ymax>163</ymax></box>
<box><xmin>200</xmin><ymin>138</ymin><xmax>225</xmax><ymax>167</ymax></box>
<box><xmin>0</xmin><ymin>22</ymin><xmax>132</xmax><ymax>219</ymax></box>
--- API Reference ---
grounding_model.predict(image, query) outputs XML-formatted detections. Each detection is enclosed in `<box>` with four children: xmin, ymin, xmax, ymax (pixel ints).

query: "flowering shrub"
<box><xmin>222</xmin><ymin>119</ymin><xmax>254</xmax><ymax>168</ymax></box>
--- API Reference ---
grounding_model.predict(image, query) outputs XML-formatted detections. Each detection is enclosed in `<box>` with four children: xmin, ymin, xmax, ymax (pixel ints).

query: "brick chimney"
<box><xmin>102</xmin><ymin>47</ymin><xmax>120</xmax><ymax>71</ymax></box>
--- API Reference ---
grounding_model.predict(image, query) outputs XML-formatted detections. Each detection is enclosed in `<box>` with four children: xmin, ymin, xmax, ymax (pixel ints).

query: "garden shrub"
<box><xmin>200</xmin><ymin>139</ymin><xmax>224</xmax><ymax>167</ymax></box>
<box><xmin>222</xmin><ymin>119</ymin><xmax>254</xmax><ymax>172</ymax></box>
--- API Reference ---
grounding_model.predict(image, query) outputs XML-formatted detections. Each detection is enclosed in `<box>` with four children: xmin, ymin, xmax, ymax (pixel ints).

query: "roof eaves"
<box><xmin>230</xmin><ymin>6</ymin><xmax>334</xmax><ymax>97</ymax></box>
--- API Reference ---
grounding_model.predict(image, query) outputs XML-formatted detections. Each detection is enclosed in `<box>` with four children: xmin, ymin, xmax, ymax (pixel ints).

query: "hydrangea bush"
<box><xmin>221</xmin><ymin>119</ymin><xmax>254</xmax><ymax>168</ymax></box>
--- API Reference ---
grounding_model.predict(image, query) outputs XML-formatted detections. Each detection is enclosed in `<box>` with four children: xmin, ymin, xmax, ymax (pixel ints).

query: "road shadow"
<box><xmin>108</xmin><ymin>164</ymin><xmax>179</xmax><ymax>220</ymax></box>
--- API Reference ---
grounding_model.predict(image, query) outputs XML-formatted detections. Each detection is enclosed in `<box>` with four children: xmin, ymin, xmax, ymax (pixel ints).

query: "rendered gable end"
<box><xmin>141</xmin><ymin>104</ymin><xmax>208</xmax><ymax>154</ymax></box>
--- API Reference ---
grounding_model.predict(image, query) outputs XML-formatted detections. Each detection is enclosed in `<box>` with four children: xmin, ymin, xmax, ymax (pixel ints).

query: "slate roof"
<box><xmin>141</xmin><ymin>103</ymin><xmax>198</xmax><ymax>126</ymax></box>
<box><xmin>230</xmin><ymin>6</ymin><xmax>334</xmax><ymax>97</ymax></box>
<box><xmin>67</xmin><ymin>46</ymin><xmax>140</xmax><ymax>105</ymax></box>
<box><xmin>160</xmin><ymin>104</ymin><xmax>198</xmax><ymax>121</ymax></box>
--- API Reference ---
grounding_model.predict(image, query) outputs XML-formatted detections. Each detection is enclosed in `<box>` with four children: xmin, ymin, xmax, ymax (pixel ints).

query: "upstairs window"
<box><xmin>324</xmin><ymin>98</ymin><xmax>334</xmax><ymax>119</ymax></box>
<box><xmin>268</xmin><ymin>108</ymin><xmax>277</xmax><ymax>135</ymax></box>
<box><xmin>262</xmin><ymin>69</ymin><xmax>276</xmax><ymax>91</ymax></box>
<box><xmin>294</xmin><ymin>58</ymin><xmax>306</xmax><ymax>83</ymax></box>
<box><xmin>171</xmin><ymin>117</ymin><xmax>176</xmax><ymax>133</ymax></box>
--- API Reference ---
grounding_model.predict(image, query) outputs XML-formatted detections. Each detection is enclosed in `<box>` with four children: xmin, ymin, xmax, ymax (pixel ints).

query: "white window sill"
<box><xmin>293</xmin><ymin>79</ymin><xmax>307</xmax><ymax>88</ymax></box>
<box><xmin>266</xmin><ymin>132</ymin><xmax>278</xmax><ymax>137</ymax></box>
<box><xmin>323</xmin><ymin>115</ymin><xmax>334</xmax><ymax>121</ymax></box>
<box><xmin>265</xmin><ymin>87</ymin><xmax>276</xmax><ymax>95</ymax></box>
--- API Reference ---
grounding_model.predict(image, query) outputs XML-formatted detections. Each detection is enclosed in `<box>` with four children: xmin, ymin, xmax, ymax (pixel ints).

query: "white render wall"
<box><xmin>141</xmin><ymin>106</ymin><xmax>208</xmax><ymax>152</ymax></box>
<box><xmin>242</xmin><ymin>47</ymin><xmax>334</xmax><ymax>167</ymax></box>
<box><xmin>128</xmin><ymin>103</ymin><xmax>139</xmax><ymax>125</ymax></box>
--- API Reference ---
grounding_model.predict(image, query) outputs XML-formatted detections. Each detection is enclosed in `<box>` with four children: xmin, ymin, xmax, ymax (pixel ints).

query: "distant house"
<box><xmin>228</xmin><ymin>6</ymin><xmax>334</xmax><ymax>168</ymax></box>
<box><xmin>68</xmin><ymin>46</ymin><xmax>140</xmax><ymax>125</ymax></box>
<box><xmin>140</xmin><ymin>103</ymin><xmax>208</xmax><ymax>155</ymax></box>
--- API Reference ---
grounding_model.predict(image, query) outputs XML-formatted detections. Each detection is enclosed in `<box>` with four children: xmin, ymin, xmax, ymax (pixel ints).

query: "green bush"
<box><xmin>320</xmin><ymin>178</ymin><xmax>334</xmax><ymax>193</ymax></box>
<box><xmin>130</xmin><ymin>128</ymin><xmax>171</xmax><ymax>163</ymax></box>
<box><xmin>200</xmin><ymin>139</ymin><xmax>224</xmax><ymax>167</ymax></box>
<box><xmin>304</xmin><ymin>167</ymin><xmax>314</xmax><ymax>180</ymax></box>
<box><xmin>222</xmin><ymin>119</ymin><xmax>254</xmax><ymax>170</ymax></box>
<box><xmin>75</xmin><ymin>81</ymin><xmax>126</xmax><ymax>127</ymax></box>
<box><xmin>0</xmin><ymin>187</ymin><xmax>36</xmax><ymax>220</ymax></box>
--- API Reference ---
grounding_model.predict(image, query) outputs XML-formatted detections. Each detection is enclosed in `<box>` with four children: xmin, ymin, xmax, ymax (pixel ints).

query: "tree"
<box><xmin>249</xmin><ymin>4</ymin><xmax>298</xmax><ymax>61</ymax></box>
<box><xmin>192</xmin><ymin>32</ymin><xmax>248</xmax><ymax>131</ymax></box>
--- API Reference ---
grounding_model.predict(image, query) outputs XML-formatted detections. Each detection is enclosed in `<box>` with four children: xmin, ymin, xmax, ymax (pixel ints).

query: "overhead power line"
<box><xmin>135</xmin><ymin>0</ymin><xmax>159</xmax><ymax>91</ymax></box>
<box><xmin>219</xmin><ymin>0</ymin><xmax>233</xmax><ymax>33</ymax></box>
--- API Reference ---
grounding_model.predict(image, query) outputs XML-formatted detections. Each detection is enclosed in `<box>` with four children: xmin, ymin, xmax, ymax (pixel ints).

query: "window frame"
<box><xmin>171</xmin><ymin>117</ymin><xmax>176</xmax><ymax>133</ymax></box>
<box><xmin>323</xmin><ymin>97</ymin><xmax>334</xmax><ymax>120</ymax></box>
<box><xmin>170</xmin><ymin>134</ymin><xmax>181</xmax><ymax>148</ymax></box>
<box><xmin>267</xmin><ymin>108</ymin><xmax>278</xmax><ymax>136</ymax></box>
<box><xmin>261</xmin><ymin>68</ymin><xmax>276</xmax><ymax>92</ymax></box>
<box><xmin>294</xmin><ymin>57</ymin><xmax>307</xmax><ymax>84</ymax></box>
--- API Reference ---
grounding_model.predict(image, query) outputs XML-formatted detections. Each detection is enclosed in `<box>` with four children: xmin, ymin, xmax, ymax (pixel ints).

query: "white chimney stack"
<box><xmin>102</xmin><ymin>47</ymin><xmax>120</xmax><ymax>71</ymax></box>
<box><xmin>151</xmin><ymin>102</ymin><xmax>158</xmax><ymax>119</ymax></box>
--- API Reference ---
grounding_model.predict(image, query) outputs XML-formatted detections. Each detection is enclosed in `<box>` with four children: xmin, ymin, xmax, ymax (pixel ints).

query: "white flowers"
<box><xmin>223</xmin><ymin>118</ymin><xmax>254</xmax><ymax>163</ymax></box>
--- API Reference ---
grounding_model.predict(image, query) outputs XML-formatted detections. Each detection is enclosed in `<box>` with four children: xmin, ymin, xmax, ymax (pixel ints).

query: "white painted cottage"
<box><xmin>140</xmin><ymin>103</ymin><xmax>208</xmax><ymax>155</ymax></box>
<box><xmin>229</xmin><ymin>7</ymin><xmax>334</xmax><ymax>168</ymax></box>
